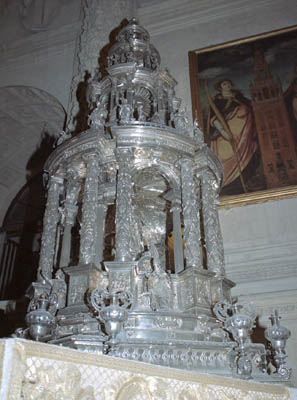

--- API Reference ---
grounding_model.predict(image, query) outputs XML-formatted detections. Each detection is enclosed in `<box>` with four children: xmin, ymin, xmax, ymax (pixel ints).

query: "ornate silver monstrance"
<box><xmin>22</xmin><ymin>19</ymin><xmax>291</xmax><ymax>381</ymax></box>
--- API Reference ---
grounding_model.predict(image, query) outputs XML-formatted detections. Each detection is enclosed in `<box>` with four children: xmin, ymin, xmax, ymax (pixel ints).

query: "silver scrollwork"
<box><xmin>265</xmin><ymin>310</ymin><xmax>292</xmax><ymax>380</ymax></box>
<box><xmin>201</xmin><ymin>170</ymin><xmax>225</xmax><ymax>276</ymax></box>
<box><xmin>90</xmin><ymin>289</ymin><xmax>133</xmax><ymax>343</ymax></box>
<box><xmin>214</xmin><ymin>299</ymin><xmax>257</xmax><ymax>379</ymax></box>
<box><xmin>115</xmin><ymin>148</ymin><xmax>139</xmax><ymax>261</ymax></box>
<box><xmin>79</xmin><ymin>153</ymin><xmax>99</xmax><ymax>264</ymax></box>
<box><xmin>181</xmin><ymin>158</ymin><xmax>203</xmax><ymax>268</ymax></box>
<box><xmin>38</xmin><ymin>175</ymin><xmax>64</xmax><ymax>279</ymax></box>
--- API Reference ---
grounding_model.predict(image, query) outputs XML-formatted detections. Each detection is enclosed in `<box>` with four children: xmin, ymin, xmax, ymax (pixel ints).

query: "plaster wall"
<box><xmin>0</xmin><ymin>0</ymin><xmax>81</xmax><ymax>108</ymax></box>
<box><xmin>138</xmin><ymin>0</ymin><xmax>297</xmax><ymax>384</ymax></box>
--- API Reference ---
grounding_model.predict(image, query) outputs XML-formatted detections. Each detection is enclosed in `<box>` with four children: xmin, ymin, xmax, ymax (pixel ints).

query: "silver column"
<box><xmin>38</xmin><ymin>175</ymin><xmax>64</xmax><ymax>279</ymax></box>
<box><xmin>165</xmin><ymin>189</ymin><xmax>184</xmax><ymax>273</ymax></box>
<box><xmin>60</xmin><ymin>174</ymin><xmax>81</xmax><ymax>267</ymax></box>
<box><xmin>79</xmin><ymin>153</ymin><xmax>99</xmax><ymax>265</ymax></box>
<box><xmin>172</xmin><ymin>196</ymin><xmax>184</xmax><ymax>273</ymax></box>
<box><xmin>180</xmin><ymin>158</ymin><xmax>203</xmax><ymax>269</ymax></box>
<box><xmin>60</xmin><ymin>204</ymin><xmax>78</xmax><ymax>268</ymax></box>
<box><xmin>201</xmin><ymin>170</ymin><xmax>225</xmax><ymax>277</ymax></box>
<box><xmin>115</xmin><ymin>148</ymin><xmax>135</xmax><ymax>262</ymax></box>
<box><xmin>94</xmin><ymin>199</ymin><xmax>108</xmax><ymax>269</ymax></box>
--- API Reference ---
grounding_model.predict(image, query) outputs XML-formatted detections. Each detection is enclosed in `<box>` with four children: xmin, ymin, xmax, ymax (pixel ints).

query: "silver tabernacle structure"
<box><xmin>22</xmin><ymin>19</ymin><xmax>291</xmax><ymax>381</ymax></box>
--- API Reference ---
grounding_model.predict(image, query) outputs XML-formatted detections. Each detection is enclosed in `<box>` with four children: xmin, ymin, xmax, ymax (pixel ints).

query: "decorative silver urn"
<box><xmin>26</xmin><ymin>292</ymin><xmax>57</xmax><ymax>341</ymax></box>
<box><xmin>265</xmin><ymin>310</ymin><xmax>291</xmax><ymax>380</ymax></box>
<box><xmin>214</xmin><ymin>299</ymin><xmax>257</xmax><ymax>379</ymax></box>
<box><xmin>90</xmin><ymin>289</ymin><xmax>133</xmax><ymax>344</ymax></box>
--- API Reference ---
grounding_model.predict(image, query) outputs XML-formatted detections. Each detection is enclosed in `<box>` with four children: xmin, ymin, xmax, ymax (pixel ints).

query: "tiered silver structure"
<box><xmin>23</xmin><ymin>19</ymin><xmax>291</xmax><ymax>381</ymax></box>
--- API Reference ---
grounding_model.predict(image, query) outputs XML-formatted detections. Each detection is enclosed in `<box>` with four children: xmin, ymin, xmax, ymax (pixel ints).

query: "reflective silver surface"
<box><xmin>214</xmin><ymin>299</ymin><xmax>257</xmax><ymax>379</ymax></box>
<box><xmin>26</xmin><ymin>291</ymin><xmax>57</xmax><ymax>341</ymax></box>
<box><xmin>265</xmin><ymin>310</ymin><xmax>292</xmax><ymax>380</ymax></box>
<box><xmin>21</xmin><ymin>18</ymin><xmax>292</xmax><ymax>381</ymax></box>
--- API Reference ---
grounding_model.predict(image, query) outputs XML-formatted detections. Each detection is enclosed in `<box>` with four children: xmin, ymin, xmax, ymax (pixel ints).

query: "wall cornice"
<box><xmin>138</xmin><ymin>0</ymin><xmax>279</xmax><ymax>36</ymax></box>
<box><xmin>225</xmin><ymin>240</ymin><xmax>297</xmax><ymax>283</ymax></box>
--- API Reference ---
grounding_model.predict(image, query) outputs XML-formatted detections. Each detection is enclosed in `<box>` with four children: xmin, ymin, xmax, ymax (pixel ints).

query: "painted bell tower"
<box><xmin>249</xmin><ymin>49</ymin><xmax>297</xmax><ymax>188</ymax></box>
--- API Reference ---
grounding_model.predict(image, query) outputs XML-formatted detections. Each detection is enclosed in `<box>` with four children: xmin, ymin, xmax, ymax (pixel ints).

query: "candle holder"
<box><xmin>265</xmin><ymin>310</ymin><xmax>291</xmax><ymax>380</ymax></box>
<box><xmin>90</xmin><ymin>289</ymin><xmax>133</xmax><ymax>344</ymax></box>
<box><xmin>214</xmin><ymin>298</ymin><xmax>257</xmax><ymax>379</ymax></box>
<box><xmin>26</xmin><ymin>292</ymin><xmax>57</xmax><ymax>341</ymax></box>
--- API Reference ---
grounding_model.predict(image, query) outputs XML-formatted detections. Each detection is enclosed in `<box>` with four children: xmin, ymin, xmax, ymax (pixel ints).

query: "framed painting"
<box><xmin>189</xmin><ymin>25</ymin><xmax>297</xmax><ymax>208</ymax></box>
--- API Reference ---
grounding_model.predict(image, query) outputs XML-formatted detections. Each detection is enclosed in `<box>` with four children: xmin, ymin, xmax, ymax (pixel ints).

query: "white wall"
<box><xmin>0</xmin><ymin>0</ymin><xmax>81</xmax><ymax>110</ymax></box>
<box><xmin>138</xmin><ymin>0</ymin><xmax>297</xmax><ymax>385</ymax></box>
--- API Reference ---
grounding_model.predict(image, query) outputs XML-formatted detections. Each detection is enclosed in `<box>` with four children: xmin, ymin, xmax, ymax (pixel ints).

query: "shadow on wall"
<box><xmin>69</xmin><ymin>19</ymin><xmax>129</xmax><ymax>135</ymax></box>
<box><xmin>72</xmin><ymin>70</ymin><xmax>92</xmax><ymax>135</ymax></box>
<box><xmin>0</xmin><ymin>85</ymin><xmax>66</xmax><ymax>336</ymax></box>
<box><xmin>4</xmin><ymin>132</ymin><xmax>57</xmax><ymax>296</ymax></box>
<box><xmin>0</xmin><ymin>133</ymin><xmax>57</xmax><ymax>336</ymax></box>
<box><xmin>0</xmin><ymin>84</ymin><xmax>66</xmax><ymax>301</ymax></box>
<box><xmin>26</xmin><ymin>131</ymin><xmax>57</xmax><ymax>180</ymax></box>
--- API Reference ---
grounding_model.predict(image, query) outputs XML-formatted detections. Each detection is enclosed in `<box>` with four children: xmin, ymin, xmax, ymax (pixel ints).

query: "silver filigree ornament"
<box><xmin>214</xmin><ymin>299</ymin><xmax>257</xmax><ymax>379</ymax></box>
<box><xmin>26</xmin><ymin>291</ymin><xmax>58</xmax><ymax>341</ymax></box>
<box><xmin>38</xmin><ymin>175</ymin><xmax>64</xmax><ymax>280</ymax></box>
<box><xmin>264</xmin><ymin>310</ymin><xmax>291</xmax><ymax>380</ymax></box>
<box><xmin>201</xmin><ymin>170</ymin><xmax>225</xmax><ymax>276</ymax></box>
<box><xmin>79</xmin><ymin>153</ymin><xmax>99</xmax><ymax>265</ymax></box>
<box><xmin>180</xmin><ymin>157</ymin><xmax>203</xmax><ymax>268</ymax></box>
<box><xmin>90</xmin><ymin>289</ymin><xmax>133</xmax><ymax>345</ymax></box>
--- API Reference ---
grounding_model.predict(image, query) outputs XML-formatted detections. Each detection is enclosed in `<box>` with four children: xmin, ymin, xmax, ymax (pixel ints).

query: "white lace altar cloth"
<box><xmin>0</xmin><ymin>338</ymin><xmax>291</xmax><ymax>399</ymax></box>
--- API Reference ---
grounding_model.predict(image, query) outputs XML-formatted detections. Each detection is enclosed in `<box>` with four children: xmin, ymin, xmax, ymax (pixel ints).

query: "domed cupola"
<box><xmin>107</xmin><ymin>17</ymin><xmax>160</xmax><ymax>71</ymax></box>
<box><xmin>87</xmin><ymin>18</ymin><xmax>199</xmax><ymax>136</ymax></box>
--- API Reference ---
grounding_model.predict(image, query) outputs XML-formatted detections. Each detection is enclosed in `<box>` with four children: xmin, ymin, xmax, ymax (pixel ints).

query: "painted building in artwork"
<box><xmin>249</xmin><ymin>49</ymin><xmax>297</xmax><ymax>188</ymax></box>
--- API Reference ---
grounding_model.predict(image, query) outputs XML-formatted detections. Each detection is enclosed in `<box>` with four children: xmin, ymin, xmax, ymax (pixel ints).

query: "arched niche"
<box><xmin>132</xmin><ymin>162</ymin><xmax>180</xmax><ymax>272</ymax></box>
<box><xmin>0</xmin><ymin>85</ymin><xmax>66</xmax><ymax>226</ymax></box>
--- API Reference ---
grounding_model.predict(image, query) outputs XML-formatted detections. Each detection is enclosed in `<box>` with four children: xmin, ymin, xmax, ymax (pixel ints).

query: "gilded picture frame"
<box><xmin>189</xmin><ymin>25</ymin><xmax>297</xmax><ymax>208</ymax></box>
